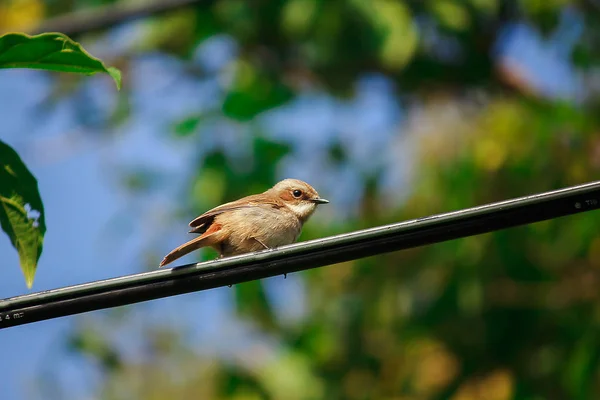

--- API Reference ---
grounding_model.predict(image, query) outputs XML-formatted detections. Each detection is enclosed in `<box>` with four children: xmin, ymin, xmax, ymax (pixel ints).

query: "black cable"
<box><xmin>1</xmin><ymin>181</ymin><xmax>599</xmax><ymax>329</ymax></box>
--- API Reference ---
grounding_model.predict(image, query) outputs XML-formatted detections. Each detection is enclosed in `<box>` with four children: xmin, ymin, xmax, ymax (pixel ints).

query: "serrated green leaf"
<box><xmin>0</xmin><ymin>140</ymin><xmax>46</xmax><ymax>288</ymax></box>
<box><xmin>0</xmin><ymin>32</ymin><xmax>121</xmax><ymax>90</ymax></box>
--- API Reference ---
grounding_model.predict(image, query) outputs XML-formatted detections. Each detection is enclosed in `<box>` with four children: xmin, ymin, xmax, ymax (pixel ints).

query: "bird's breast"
<box><xmin>215</xmin><ymin>206</ymin><xmax>302</xmax><ymax>255</ymax></box>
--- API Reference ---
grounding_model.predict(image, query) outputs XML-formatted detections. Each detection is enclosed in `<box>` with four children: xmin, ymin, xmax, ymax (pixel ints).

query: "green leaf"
<box><xmin>0</xmin><ymin>140</ymin><xmax>46</xmax><ymax>288</ymax></box>
<box><xmin>0</xmin><ymin>32</ymin><xmax>121</xmax><ymax>90</ymax></box>
<box><xmin>172</xmin><ymin>116</ymin><xmax>201</xmax><ymax>137</ymax></box>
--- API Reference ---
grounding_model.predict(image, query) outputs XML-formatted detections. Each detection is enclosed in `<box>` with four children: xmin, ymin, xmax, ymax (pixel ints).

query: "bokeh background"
<box><xmin>1</xmin><ymin>0</ymin><xmax>600</xmax><ymax>399</ymax></box>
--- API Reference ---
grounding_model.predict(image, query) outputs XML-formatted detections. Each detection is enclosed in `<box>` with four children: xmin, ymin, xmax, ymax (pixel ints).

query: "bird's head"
<box><xmin>269</xmin><ymin>178</ymin><xmax>329</xmax><ymax>221</ymax></box>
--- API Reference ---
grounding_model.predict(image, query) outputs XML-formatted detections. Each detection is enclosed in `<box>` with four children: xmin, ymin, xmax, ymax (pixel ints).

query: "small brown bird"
<box><xmin>159</xmin><ymin>178</ymin><xmax>328</xmax><ymax>267</ymax></box>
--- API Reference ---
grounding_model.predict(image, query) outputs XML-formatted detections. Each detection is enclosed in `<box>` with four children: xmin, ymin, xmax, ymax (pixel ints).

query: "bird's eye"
<box><xmin>292</xmin><ymin>189</ymin><xmax>302</xmax><ymax>198</ymax></box>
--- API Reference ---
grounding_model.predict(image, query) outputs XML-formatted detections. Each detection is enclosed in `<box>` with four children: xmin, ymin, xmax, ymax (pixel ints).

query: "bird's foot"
<box><xmin>253</xmin><ymin>237</ymin><xmax>270</xmax><ymax>250</ymax></box>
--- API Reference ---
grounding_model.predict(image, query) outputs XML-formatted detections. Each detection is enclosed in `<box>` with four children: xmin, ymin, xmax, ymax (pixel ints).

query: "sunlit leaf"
<box><xmin>281</xmin><ymin>0</ymin><xmax>318</xmax><ymax>36</ymax></box>
<box><xmin>431</xmin><ymin>1</ymin><xmax>471</xmax><ymax>31</ymax></box>
<box><xmin>352</xmin><ymin>0</ymin><xmax>418</xmax><ymax>70</ymax></box>
<box><xmin>0</xmin><ymin>32</ymin><xmax>121</xmax><ymax>89</ymax></box>
<box><xmin>0</xmin><ymin>140</ymin><xmax>45</xmax><ymax>288</ymax></box>
<box><xmin>0</xmin><ymin>0</ymin><xmax>45</xmax><ymax>31</ymax></box>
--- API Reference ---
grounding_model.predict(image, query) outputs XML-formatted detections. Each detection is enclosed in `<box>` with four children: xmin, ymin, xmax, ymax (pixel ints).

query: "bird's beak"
<box><xmin>312</xmin><ymin>197</ymin><xmax>329</xmax><ymax>204</ymax></box>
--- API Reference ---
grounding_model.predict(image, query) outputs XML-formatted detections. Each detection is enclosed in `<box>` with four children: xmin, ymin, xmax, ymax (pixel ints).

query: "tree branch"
<box><xmin>32</xmin><ymin>0</ymin><xmax>207</xmax><ymax>36</ymax></box>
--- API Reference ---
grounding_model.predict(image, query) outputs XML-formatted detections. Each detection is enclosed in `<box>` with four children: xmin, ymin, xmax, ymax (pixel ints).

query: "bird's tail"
<box><xmin>159</xmin><ymin>235</ymin><xmax>212</xmax><ymax>267</ymax></box>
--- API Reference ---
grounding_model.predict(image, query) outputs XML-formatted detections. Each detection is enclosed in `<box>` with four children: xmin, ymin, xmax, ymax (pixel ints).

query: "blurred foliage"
<box><xmin>0</xmin><ymin>0</ymin><xmax>45</xmax><ymax>31</ymax></box>
<box><xmin>5</xmin><ymin>0</ymin><xmax>600</xmax><ymax>399</ymax></box>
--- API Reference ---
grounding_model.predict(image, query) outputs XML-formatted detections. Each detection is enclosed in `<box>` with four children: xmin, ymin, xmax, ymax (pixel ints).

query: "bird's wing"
<box><xmin>188</xmin><ymin>194</ymin><xmax>282</xmax><ymax>234</ymax></box>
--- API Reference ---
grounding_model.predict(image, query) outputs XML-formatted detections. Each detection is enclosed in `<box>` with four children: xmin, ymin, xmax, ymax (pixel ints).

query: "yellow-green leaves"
<box><xmin>0</xmin><ymin>141</ymin><xmax>45</xmax><ymax>288</ymax></box>
<box><xmin>0</xmin><ymin>32</ymin><xmax>121</xmax><ymax>89</ymax></box>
